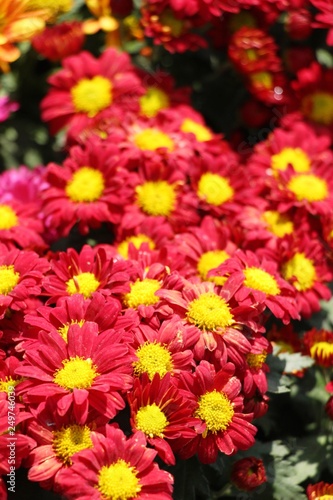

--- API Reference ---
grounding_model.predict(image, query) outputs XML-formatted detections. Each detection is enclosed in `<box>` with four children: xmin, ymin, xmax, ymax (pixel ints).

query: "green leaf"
<box><xmin>277</xmin><ymin>352</ymin><xmax>314</xmax><ymax>374</ymax></box>
<box><xmin>272</xmin><ymin>459</ymin><xmax>307</xmax><ymax>500</ymax></box>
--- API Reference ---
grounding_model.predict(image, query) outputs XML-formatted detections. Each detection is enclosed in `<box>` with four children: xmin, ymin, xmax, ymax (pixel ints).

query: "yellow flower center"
<box><xmin>97</xmin><ymin>459</ymin><xmax>141</xmax><ymax>500</ymax></box>
<box><xmin>250</xmin><ymin>71</ymin><xmax>273</xmax><ymax>89</ymax></box>
<box><xmin>281</xmin><ymin>252</ymin><xmax>316</xmax><ymax>291</ymax></box>
<box><xmin>0</xmin><ymin>265</ymin><xmax>20</xmax><ymax>296</ymax></box>
<box><xmin>123</xmin><ymin>279</ymin><xmax>161</xmax><ymax>309</ymax></box>
<box><xmin>180</xmin><ymin>119</ymin><xmax>213</xmax><ymax>142</ymax></box>
<box><xmin>53</xmin><ymin>356</ymin><xmax>99</xmax><ymax>390</ymax></box>
<box><xmin>135</xmin><ymin>403</ymin><xmax>168</xmax><ymax>438</ymax></box>
<box><xmin>71</xmin><ymin>76</ymin><xmax>113</xmax><ymax>117</ymax></box>
<box><xmin>133</xmin><ymin>128</ymin><xmax>174</xmax><ymax>151</ymax></box>
<box><xmin>66</xmin><ymin>272</ymin><xmax>100</xmax><ymax>299</ymax></box>
<box><xmin>186</xmin><ymin>292</ymin><xmax>234</xmax><ymax>331</ymax></box>
<box><xmin>139</xmin><ymin>87</ymin><xmax>170</xmax><ymax>118</ymax></box>
<box><xmin>243</xmin><ymin>267</ymin><xmax>280</xmax><ymax>295</ymax></box>
<box><xmin>287</xmin><ymin>174</ymin><xmax>328</xmax><ymax>202</ymax></box>
<box><xmin>197</xmin><ymin>173</ymin><xmax>234</xmax><ymax>206</ymax></box>
<box><xmin>0</xmin><ymin>377</ymin><xmax>22</xmax><ymax>394</ymax></box>
<box><xmin>26</xmin><ymin>0</ymin><xmax>72</xmax><ymax>15</ymax></box>
<box><xmin>262</xmin><ymin>210</ymin><xmax>294</xmax><ymax>237</ymax></box>
<box><xmin>58</xmin><ymin>319</ymin><xmax>86</xmax><ymax>342</ymax></box>
<box><xmin>317</xmin><ymin>496</ymin><xmax>333</xmax><ymax>500</ymax></box>
<box><xmin>197</xmin><ymin>250</ymin><xmax>230</xmax><ymax>285</ymax></box>
<box><xmin>117</xmin><ymin>234</ymin><xmax>155</xmax><ymax>259</ymax></box>
<box><xmin>65</xmin><ymin>167</ymin><xmax>105</xmax><ymax>203</ymax></box>
<box><xmin>133</xmin><ymin>341</ymin><xmax>173</xmax><ymax>380</ymax></box>
<box><xmin>195</xmin><ymin>390</ymin><xmax>234</xmax><ymax>435</ymax></box>
<box><xmin>136</xmin><ymin>181</ymin><xmax>176</xmax><ymax>217</ymax></box>
<box><xmin>310</xmin><ymin>341</ymin><xmax>333</xmax><ymax>362</ymax></box>
<box><xmin>160</xmin><ymin>10</ymin><xmax>184</xmax><ymax>37</ymax></box>
<box><xmin>0</xmin><ymin>205</ymin><xmax>18</xmax><ymax>230</ymax></box>
<box><xmin>271</xmin><ymin>147</ymin><xmax>311</xmax><ymax>173</ymax></box>
<box><xmin>302</xmin><ymin>91</ymin><xmax>333</xmax><ymax>125</ymax></box>
<box><xmin>246</xmin><ymin>351</ymin><xmax>267</xmax><ymax>369</ymax></box>
<box><xmin>53</xmin><ymin>425</ymin><xmax>93</xmax><ymax>466</ymax></box>
<box><xmin>245</xmin><ymin>49</ymin><xmax>258</xmax><ymax>61</ymax></box>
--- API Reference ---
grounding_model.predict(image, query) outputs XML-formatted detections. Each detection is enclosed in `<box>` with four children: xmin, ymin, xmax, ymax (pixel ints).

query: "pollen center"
<box><xmin>197</xmin><ymin>250</ymin><xmax>230</xmax><ymax>285</ymax></box>
<box><xmin>243</xmin><ymin>267</ymin><xmax>280</xmax><ymax>295</ymax></box>
<box><xmin>197</xmin><ymin>173</ymin><xmax>234</xmax><ymax>206</ymax></box>
<box><xmin>117</xmin><ymin>234</ymin><xmax>155</xmax><ymax>259</ymax></box>
<box><xmin>66</xmin><ymin>272</ymin><xmax>100</xmax><ymax>298</ymax></box>
<box><xmin>160</xmin><ymin>10</ymin><xmax>184</xmax><ymax>37</ymax></box>
<box><xmin>97</xmin><ymin>459</ymin><xmax>141</xmax><ymax>500</ymax></box>
<box><xmin>246</xmin><ymin>351</ymin><xmax>267</xmax><ymax>369</ymax></box>
<box><xmin>136</xmin><ymin>403</ymin><xmax>168</xmax><ymax>438</ymax></box>
<box><xmin>302</xmin><ymin>91</ymin><xmax>333</xmax><ymax>125</ymax></box>
<box><xmin>281</xmin><ymin>252</ymin><xmax>316</xmax><ymax>291</ymax></box>
<box><xmin>53</xmin><ymin>425</ymin><xmax>93</xmax><ymax>465</ymax></box>
<box><xmin>139</xmin><ymin>87</ymin><xmax>170</xmax><ymax>118</ymax></box>
<box><xmin>71</xmin><ymin>76</ymin><xmax>113</xmax><ymax>117</ymax></box>
<box><xmin>0</xmin><ymin>205</ymin><xmax>18</xmax><ymax>230</ymax></box>
<box><xmin>53</xmin><ymin>356</ymin><xmax>99</xmax><ymax>390</ymax></box>
<box><xmin>310</xmin><ymin>341</ymin><xmax>333</xmax><ymax>362</ymax></box>
<box><xmin>58</xmin><ymin>319</ymin><xmax>86</xmax><ymax>342</ymax></box>
<box><xmin>262</xmin><ymin>210</ymin><xmax>294</xmax><ymax>237</ymax></box>
<box><xmin>271</xmin><ymin>147</ymin><xmax>311</xmax><ymax>173</ymax></box>
<box><xmin>0</xmin><ymin>377</ymin><xmax>22</xmax><ymax>394</ymax></box>
<box><xmin>195</xmin><ymin>390</ymin><xmax>234</xmax><ymax>434</ymax></box>
<box><xmin>26</xmin><ymin>0</ymin><xmax>72</xmax><ymax>16</ymax></box>
<box><xmin>250</xmin><ymin>71</ymin><xmax>273</xmax><ymax>89</ymax></box>
<box><xmin>123</xmin><ymin>278</ymin><xmax>160</xmax><ymax>309</ymax></box>
<box><xmin>181</xmin><ymin>119</ymin><xmax>212</xmax><ymax>142</ymax></box>
<box><xmin>133</xmin><ymin>341</ymin><xmax>173</xmax><ymax>380</ymax></box>
<box><xmin>65</xmin><ymin>167</ymin><xmax>105</xmax><ymax>203</ymax></box>
<box><xmin>0</xmin><ymin>265</ymin><xmax>20</xmax><ymax>295</ymax></box>
<box><xmin>186</xmin><ymin>292</ymin><xmax>234</xmax><ymax>331</ymax></box>
<box><xmin>136</xmin><ymin>181</ymin><xmax>176</xmax><ymax>216</ymax></box>
<box><xmin>134</xmin><ymin>128</ymin><xmax>174</xmax><ymax>151</ymax></box>
<box><xmin>287</xmin><ymin>174</ymin><xmax>328</xmax><ymax>202</ymax></box>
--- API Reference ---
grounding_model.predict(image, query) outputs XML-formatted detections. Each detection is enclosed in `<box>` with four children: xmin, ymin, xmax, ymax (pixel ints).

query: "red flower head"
<box><xmin>307</xmin><ymin>481</ymin><xmax>333</xmax><ymax>499</ymax></box>
<box><xmin>240</xmin><ymin>335</ymin><xmax>272</xmax><ymax>397</ymax></box>
<box><xmin>303</xmin><ymin>328</ymin><xmax>333</xmax><ymax>367</ymax></box>
<box><xmin>32</xmin><ymin>21</ymin><xmax>85</xmax><ymax>61</ymax></box>
<box><xmin>43</xmin><ymin>244</ymin><xmax>130</xmax><ymax>304</ymax></box>
<box><xmin>175</xmin><ymin>360</ymin><xmax>257</xmax><ymax>463</ymax></box>
<box><xmin>41</xmin><ymin>47</ymin><xmax>144</xmax><ymax>135</ymax></box>
<box><xmin>16</xmin><ymin>321</ymin><xmax>134</xmax><ymax>423</ymax></box>
<box><xmin>0</xmin><ymin>355</ymin><xmax>23</xmax><ymax>401</ymax></box>
<box><xmin>42</xmin><ymin>138</ymin><xmax>135</xmax><ymax>237</ymax></box>
<box><xmin>231</xmin><ymin>456</ymin><xmax>267</xmax><ymax>491</ymax></box>
<box><xmin>57</xmin><ymin>425</ymin><xmax>174</xmax><ymax>499</ymax></box>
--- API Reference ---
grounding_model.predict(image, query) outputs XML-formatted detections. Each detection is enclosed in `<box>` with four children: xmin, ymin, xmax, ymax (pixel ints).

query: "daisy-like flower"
<box><xmin>131</xmin><ymin>316</ymin><xmax>198</xmax><ymax>381</ymax></box>
<box><xmin>128</xmin><ymin>373</ymin><xmax>198</xmax><ymax>465</ymax></box>
<box><xmin>302</xmin><ymin>328</ymin><xmax>333</xmax><ymax>368</ymax></box>
<box><xmin>42</xmin><ymin>244</ymin><xmax>130</xmax><ymax>304</ymax></box>
<box><xmin>32</xmin><ymin>21</ymin><xmax>85</xmax><ymax>61</ymax></box>
<box><xmin>42</xmin><ymin>138</ymin><xmax>135</xmax><ymax>236</ymax></box>
<box><xmin>278</xmin><ymin>236</ymin><xmax>332</xmax><ymax>317</ymax></box>
<box><xmin>239</xmin><ymin>335</ymin><xmax>272</xmax><ymax>397</ymax></box>
<box><xmin>0</xmin><ymin>355</ymin><xmax>23</xmax><ymax>401</ymax></box>
<box><xmin>16</xmin><ymin>321</ymin><xmax>134</xmax><ymax>423</ymax></box>
<box><xmin>247</xmin><ymin>70</ymin><xmax>290</xmax><ymax>105</ymax></box>
<box><xmin>157</xmin><ymin>280</ymin><xmax>264</xmax><ymax>366</ymax></box>
<box><xmin>213</xmin><ymin>249</ymin><xmax>300</xmax><ymax>324</ymax></box>
<box><xmin>57</xmin><ymin>425</ymin><xmax>174</xmax><ymax>499</ymax></box>
<box><xmin>0</xmin><ymin>244</ymin><xmax>50</xmax><ymax>320</ymax></box>
<box><xmin>175</xmin><ymin>360</ymin><xmax>257</xmax><ymax>464</ymax></box>
<box><xmin>40</xmin><ymin>47</ymin><xmax>144</xmax><ymax>135</ymax></box>
<box><xmin>307</xmin><ymin>481</ymin><xmax>333</xmax><ymax>500</ymax></box>
<box><xmin>231</xmin><ymin>456</ymin><xmax>267</xmax><ymax>491</ymax></box>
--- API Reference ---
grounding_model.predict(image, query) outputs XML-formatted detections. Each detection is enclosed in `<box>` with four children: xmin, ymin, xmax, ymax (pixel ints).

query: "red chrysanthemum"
<box><xmin>57</xmin><ymin>425</ymin><xmax>174</xmax><ymax>499</ymax></box>
<box><xmin>40</xmin><ymin>47</ymin><xmax>144</xmax><ymax>135</ymax></box>
<box><xmin>0</xmin><ymin>355</ymin><xmax>23</xmax><ymax>401</ymax></box>
<box><xmin>240</xmin><ymin>335</ymin><xmax>272</xmax><ymax>397</ymax></box>
<box><xmin>42</xmin><ymin>244</ymin><xmax>130</xmax><ymax>304</ymax></box>
<box><xmin>231</xmin><ymin>456</ymin><xmax>267</xmax><ymax>491</ymax></box>
<box><xmin>42</xmin><ymin>138</ymin><xmax>135</xmax><ymax>237</ymax></box>
<box><xmin>16</xmin><ymin>321</ymin><xmax>134</xmax><ymax>423</ymax></box>
<box><xmin>303</xmin><ymin>328</ymin><xmax>333</xmax><ymax>368</ymax></box>
<box><xmin>175</xmin><ymin>360</ymin><xmax>257</xmax><ymax>463</ymax></box>
<box><xmin>32</xmin><ymin>21</ymin><xmax>85</xmax><ymax>61</ymax></box>
<box><xmin>307</xmin><ymin>481</ymin><xmax>333</xmax><ymax>500</ymax></box>
<box><xmin>0</xmin><ymin>244</ymin><xmax>49</xmax><ymax>319</ymax></box>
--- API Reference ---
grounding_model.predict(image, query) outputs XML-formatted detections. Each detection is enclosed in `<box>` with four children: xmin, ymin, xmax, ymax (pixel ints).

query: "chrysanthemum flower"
<box><xmin>16</xmin><ymin>321</ymin><xmax>134</xmax><ymax>423</ymax></box>
<box><xmin>247</xmin><ymin>70</ymin><xmax>290</xmax><ymax>105</ymax></box>
<box><xmin>32</xmin><ymin>21</ymin><xmax>85</xmax><ymax>61</ymax></box>
<box><xmin>157</xmin><ymin>280</ymin><xmax>264</xmax><ymax>366</ymax></box>
<box><xmin>42</xmin><ymin>138</ymin><xmax>135</xmax><ymax>236</ymax></box>
<box><xmin>40</xmin><ymin>47</ymin><xmax>144</xmax><ymax>135</ymax></box>
<box><xmin>131</xmin><ymin>316</ymin><xmax>198</xmax><ymax>380</ymax></box>
<box><xmin>42</xmin><ymin>244</ymin><xmax>130</xmax><ymax>304</ymax></box>
<box><xmin>128</xmin><ymin>373</ymin><xmax>198</xmax><ymax>465</ymax></box>
<box><xmin>0</xmin><ymin>244</ymin><xmax>49</xmax><ymax>319</ymax></box>
<box><xmin>302</xmin><ymin>328</ymin><xmax>333</xmax><ymax>368</ymax></box>
<box><xmin>175</xmin><ymin>360</ymin><xmax>257</xmax><ymax>463</ymax></box>
<box><xmin>231</xmin><ymin>456</ymin><xmax>267</xmax><ymax>491</ymax></box>
<box><xmin>240</xmin><ymin>336</ymin><xmax>272</xmax><ymax>397</ymax></box>
<box><xmin>307</xmin><ymin>481</ymin><xmax>333</xmax><ymax>500</ymax></box>
<box><xmin>0</xmin><ymin>355</ymin><xmax>23</xmax><ymax>401</ymax></box>
<box><xmin>213</xmin><ymin>249</ymin><xmax>300</xmax><ymax>324</ymax></box>
<box><xmin>57</xmin><ymin>425</ymin><xmax>174</xmax><ymax>499</ymax></box>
